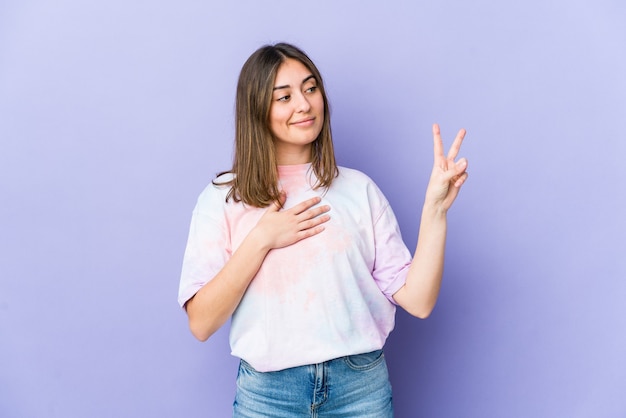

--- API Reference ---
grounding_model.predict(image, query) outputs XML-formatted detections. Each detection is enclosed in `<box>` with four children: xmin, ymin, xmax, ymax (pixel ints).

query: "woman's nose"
<box><xmin>294</xmin><ymin>92</ymin><xmax>311</xmax><ymax>112</ymax></box>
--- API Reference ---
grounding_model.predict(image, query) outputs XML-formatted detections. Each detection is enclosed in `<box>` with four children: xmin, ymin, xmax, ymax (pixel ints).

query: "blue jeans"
<box><xmin>233</xmin><ymin>350</ymin><xmax>393</xmax><ymax>417</ymax></box>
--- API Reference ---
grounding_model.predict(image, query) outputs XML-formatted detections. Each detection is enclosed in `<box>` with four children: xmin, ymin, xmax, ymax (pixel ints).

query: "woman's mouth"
<box><xmin>291</xmin><ymin>117</ymin><xmax>315</xmax><ymax>127</ymax></box>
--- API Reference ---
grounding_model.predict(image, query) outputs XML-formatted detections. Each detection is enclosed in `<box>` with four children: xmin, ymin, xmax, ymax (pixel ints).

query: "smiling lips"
<box><xmin>291</xmin><ymin>117</ymin><xmax>315</xmax><ymax>127</ymax></box>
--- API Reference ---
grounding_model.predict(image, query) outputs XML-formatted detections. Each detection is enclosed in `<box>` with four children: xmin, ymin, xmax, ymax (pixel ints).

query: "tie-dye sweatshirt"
<box><xmin>178</xmin><ymin>163</ymin><xmax>412</xmax><ymax>372</ymax></box>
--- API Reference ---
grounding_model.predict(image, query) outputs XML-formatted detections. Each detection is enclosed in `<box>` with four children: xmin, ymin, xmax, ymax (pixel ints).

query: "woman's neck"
<box><xmin>275</xmin><ymin>144</ymin><xmax>312</xmax><ymax>165</ymax></box>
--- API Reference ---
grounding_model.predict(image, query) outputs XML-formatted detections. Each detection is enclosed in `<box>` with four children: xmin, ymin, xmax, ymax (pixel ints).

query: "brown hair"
<box><xmin>214</xmin><ymin>43</ymin><xmax>338</xmax><ymax>207</ymax></box>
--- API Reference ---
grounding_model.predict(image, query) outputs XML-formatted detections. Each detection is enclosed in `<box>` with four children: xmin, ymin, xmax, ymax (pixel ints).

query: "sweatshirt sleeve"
<box><xmin>177</xmin><ymin>186</ymin><xmax>231</xmax><ymax>308</ymax></box>
<box><xmin>369</xmin><ymin>186</ymin><xmax>412</xmax><ymax>304</ymax></box>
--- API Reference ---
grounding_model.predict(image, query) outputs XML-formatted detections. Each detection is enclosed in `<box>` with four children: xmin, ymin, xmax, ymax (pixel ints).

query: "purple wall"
<box><xmin>1</xmin><ymin>1</ymin><xmax>625</xmax><ymax>417</ymax></box>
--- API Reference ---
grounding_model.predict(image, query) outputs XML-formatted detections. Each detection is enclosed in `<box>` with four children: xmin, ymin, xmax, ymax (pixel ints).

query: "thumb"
<box><xmin>449</xmin><ymin>159</ymin><xmax>468</xmax><ymax>188</ymax></box>
<box><xmin>269</xmin><ymin>191</ymin><xmax>287</xmax><ymax>212</ymax></box>
<box><xmin>455</xmin><ymin>158</ymin><xmax>468</xmax><ymax>174</ymax></box>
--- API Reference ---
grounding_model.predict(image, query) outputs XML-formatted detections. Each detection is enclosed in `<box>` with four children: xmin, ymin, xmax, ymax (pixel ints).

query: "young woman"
<box><xmin>178</xmin><ymin>42</ymin><xmax>468</xmax><ymax>417</ymax></box>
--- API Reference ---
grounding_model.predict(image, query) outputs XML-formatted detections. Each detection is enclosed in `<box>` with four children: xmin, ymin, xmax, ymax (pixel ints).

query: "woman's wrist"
<box><xmin>421</xmin><ymin>200</ymin><xmax>449</xmax><ymax>221</ymax></box>
<box><xmin>247</xmin><ymin>225</ymin><xmax>275</xmax><ymax>253</ymax></box>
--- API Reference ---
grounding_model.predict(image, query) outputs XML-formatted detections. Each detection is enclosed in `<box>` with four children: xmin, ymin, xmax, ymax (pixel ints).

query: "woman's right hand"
<box><xmin>253</xmin><ymin>193</ymin><xmax>331</xmax><ymax>250</ymax></box>
<box><xmin>185</xmin><ymin>193</ymin><xmax>330</xmax><ymax>341</ymax></box>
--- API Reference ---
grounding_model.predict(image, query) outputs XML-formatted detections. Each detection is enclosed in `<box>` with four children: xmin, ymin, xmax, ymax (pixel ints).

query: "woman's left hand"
<box><xmin>394</xmin><ymin>123</ymin><xmax>469</xmax><ymax>318</ymax></box>
<box><xmin>423</xmin><ymin>123</ymin><xmax>469</xmax><ymax>212</ymax></box>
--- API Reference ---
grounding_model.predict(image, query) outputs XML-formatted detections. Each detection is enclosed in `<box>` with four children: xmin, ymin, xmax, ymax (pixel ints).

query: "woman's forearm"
<box><xmin>393</xmin><ymin>204</ymin><xmax>448</xmax><ymax>318</ymax></box>
<box><xmin>184</xmin><ymin>195</ymin><xmax>330</xmax><ymax>341</ymax></box>
<box><xmin>185</xmin><ymin>229</ymin><xmax>271</xmax><ymax>341</ymax></box>
<box><xmin>393</xmin><ymin>124</ymin><xmax>468</xmax><ymax>317</ymax></box>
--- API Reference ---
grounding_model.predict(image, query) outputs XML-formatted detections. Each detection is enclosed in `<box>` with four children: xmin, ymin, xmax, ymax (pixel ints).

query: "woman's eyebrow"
<box><xmin>273</xmin><ymin>75</ymin><xmax>316</xmax><ymax>91</ymax></box>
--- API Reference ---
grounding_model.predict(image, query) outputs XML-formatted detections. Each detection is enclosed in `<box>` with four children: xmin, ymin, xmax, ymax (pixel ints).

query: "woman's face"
<box><xmin>269</xmin><ymin>58</ymin><xmax>324</xmax><ymax>165</ymax></box>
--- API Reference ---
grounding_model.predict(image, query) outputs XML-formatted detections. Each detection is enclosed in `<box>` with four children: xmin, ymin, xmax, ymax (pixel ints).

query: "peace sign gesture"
<box><xmin>423</xmin><ymin>123</ymin><xmax>469</xmax><ymax>212</ymax></box>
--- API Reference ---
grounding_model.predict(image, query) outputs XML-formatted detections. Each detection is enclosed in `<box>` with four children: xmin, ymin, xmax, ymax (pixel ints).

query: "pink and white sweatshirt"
<box><xmin>178</xmin><ymin>163</ymin><xmax>412</xmax><ymax>372</ymax></box>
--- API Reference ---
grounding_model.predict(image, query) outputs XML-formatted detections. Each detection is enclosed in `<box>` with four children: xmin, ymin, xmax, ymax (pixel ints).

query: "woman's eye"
<box><xmin>277</xmin><ymin>95</ymin><xmax>290</xmax><ymax>102</ymax></box>
<box><xmin>305</xmin><ymin>86</ymin><xmax>317</xmax><ymax>93</ymax></box>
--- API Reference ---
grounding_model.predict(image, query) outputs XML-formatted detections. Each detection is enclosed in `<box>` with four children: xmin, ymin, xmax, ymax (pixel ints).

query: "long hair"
<box><xmin>214</xmin><ymin>43</ymin><xmax>338</xmax><ymax>208</ymax></box>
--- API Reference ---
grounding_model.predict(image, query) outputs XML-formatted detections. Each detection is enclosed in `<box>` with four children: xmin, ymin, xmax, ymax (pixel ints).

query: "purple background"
<box><xmin>1</xmin><ymin>1</ymin><xmax>625</xmax><ymax>417</ymax></box>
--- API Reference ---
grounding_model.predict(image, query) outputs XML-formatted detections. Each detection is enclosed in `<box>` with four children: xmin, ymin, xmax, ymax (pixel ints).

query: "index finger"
<box><xmin>290</xmin><ymin>196</ymin><xmax>323</xmax><ymax>215</ymax></box>
<box><xmin>432</xmin><ymin>123</ymin><xmax>445</xmax><ymax>160</ymax></box>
